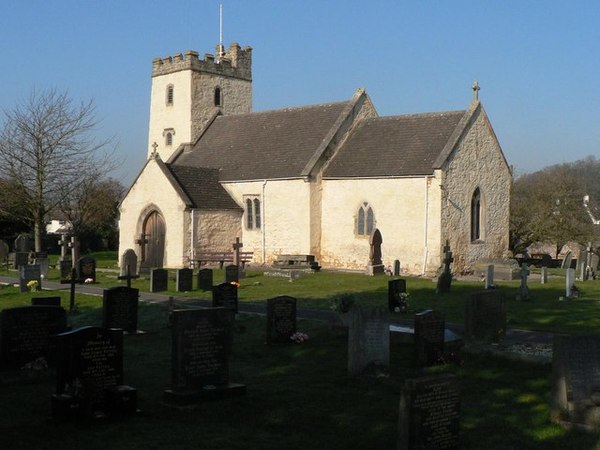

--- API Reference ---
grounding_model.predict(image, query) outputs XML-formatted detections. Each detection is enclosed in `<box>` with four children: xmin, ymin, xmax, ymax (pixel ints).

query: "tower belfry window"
<box><xmin>214</xmin><ymin>87</ymin><xmax>222</xmax><ymax>106</ymax></box>
<box><xmin>166</xmin><ymin>85</ymin><xmax>174</xmax><ymax>105</ymax></box>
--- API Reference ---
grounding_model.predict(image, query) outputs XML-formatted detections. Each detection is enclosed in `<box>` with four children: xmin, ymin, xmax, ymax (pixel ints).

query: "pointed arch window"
<box><xmin>356</xmin><ymin>202</ymin><xmax>375</xmax><ymax>236</ymax></box>
<box><xmin>166</xmin><ymin>84</ymin><xmax>174</xmax><ymax>106</ymax></box>
<box><xmin>245</xmin><ymin>196</ymin><xmax>261</xmax><ymax>230</ymax></box>
<box><xmin>471</xmin><ymin>188</ymin><xmax>483</xmax><ymax>241</ymax></box>
<box><xmin>214</xmin><ymin>87</ymin><xmax>222</xmax><ymax>106</ymax></box>
<box><xmin>163</xmin><ymin>128</ymin><xmax>175</xmax><ymax>146</ymax></box>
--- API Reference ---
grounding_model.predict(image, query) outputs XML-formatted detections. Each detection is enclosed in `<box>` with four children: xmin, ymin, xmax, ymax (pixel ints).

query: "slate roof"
<box><xmin>173</xmin><ymin>101</ymin><xmax>352</xmax><ymax>181</ymax></box>
<box><xmin>167</xmin><ymin>165</ymin><xmax>242</xmax><ymax>210</ymax></box>
<box><xmin>324</xmin><ymin>110</ymin><xmax>467</xmax><ymax>178</ymax></box>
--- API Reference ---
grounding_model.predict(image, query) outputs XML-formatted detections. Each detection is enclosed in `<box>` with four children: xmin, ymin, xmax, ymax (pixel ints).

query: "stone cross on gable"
<box><xmin>135</xmin><ymin>233</ymin><xmax>149</xmax><ymax>262</ymax></box>
<box><xmin>472</xmin><ymin>81</ymin><xmax>480</xmax><ymax>101</ymax></box>
<box><xmin>151</xmin><ymin>141</ymin><xmax>159</xmax><ymax>158</ymax></box>
<box><xmin>232</xmin><ymin>237</ymin><xmax>243</xmax><ymax>267</ymax></box>
<box><xmin>68</xmin><ymin>236</ymin><xmax>79</xmax><ymax>268</ymax></box>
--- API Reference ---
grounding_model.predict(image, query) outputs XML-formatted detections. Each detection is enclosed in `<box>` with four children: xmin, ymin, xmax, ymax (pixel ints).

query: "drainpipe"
<box><xmin>190</xmin><ymin>209</ymin><xmax>195</xmax><ymax>268</ymax></box>
<box><xmin>422</xmin><ymin>176</ymin><xmax>430</xmax><ymax>275</ymax></box>
<box><xmin>262</xmin><ymin>179</ymin><xmax>267</xmax><ymax>263</ymax></box>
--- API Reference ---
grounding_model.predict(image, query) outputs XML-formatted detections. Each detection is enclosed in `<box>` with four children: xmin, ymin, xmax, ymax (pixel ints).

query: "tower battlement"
<box><xmin>152</xmin><ymin>43</ymin><xmax>252</xmax><ymax>80</ymax></box>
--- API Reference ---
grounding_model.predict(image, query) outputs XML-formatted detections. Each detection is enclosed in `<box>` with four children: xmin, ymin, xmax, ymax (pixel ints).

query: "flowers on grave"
<box><xmin>26</xmin><ymin>280</ymin><xmax>38</xmax><ymax>291</ymax></box>
<box><xmin>230</xmin><ymin>281</ymin><xmax>240</xmax><ymax>288</ymax></box>
<box><xmin>290</xmin><ymin>332</ymin><xmax>309</xmax><ymax>343</ymax></box>
<box><xmin>329</xmin><ymin>294</ymin><xmax>354</xmax><ymax>313</ymax></box>
<box><xmin>84</xmin><ymin>278</ymin><xmax>94</xmax><ymax>284</ymax></box>
<box><xmin>393</xmin><ymin>292</ymin><xmax>410</xmax><ymax>314</ymax></box>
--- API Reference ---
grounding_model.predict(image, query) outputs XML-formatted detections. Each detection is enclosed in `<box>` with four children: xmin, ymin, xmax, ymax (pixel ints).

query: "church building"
<box><xmin>118</xmin><ymin>42</ymin><xmax>512</xmax><ymax>275</ymax></box>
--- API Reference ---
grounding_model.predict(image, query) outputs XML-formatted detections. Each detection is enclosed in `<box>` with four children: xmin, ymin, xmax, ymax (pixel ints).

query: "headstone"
<box><xmin>367</xmin><ymin>229</ymin><xmax>385</xmax><ymax>275</ymax></box>
<box><xmin>232</xmin><ymin>237</ymin><xmax>245</xmax><ymax>278</ymax></box>
<box><xmin>484</xmin><ymin>264</ymin><xmax>494</xmax><ymax>289</ymax></box>
<box><xmin>197</xmin><ymin>268</ymin><xmax>213</xmax><ymax>291</ymax></box>
<box><xmin>60</xmin><ymin>260</ymin><xmax>73</xmax><ymax>283</ymax></box>
<box><xmin>347</xmin><ymin>305</ymin><xmax>390</xmax><ymax>376</ymax></box>
<box><xmin>119</xmin><ymin>249</ymin><xmax>138</xmax><ymax>278</ymax></box>
<box><xmin>176</xmin><ymin>268</ymin><xmax>194</xmax><ymax>292</ymax></box>
<box><xmin>518</xmin><ymin>263</ymin><xmax>530</xmax><ymax>300</ymax></box>
<box><xmin>77</xmin><ymin>255</ymin><xmax>96</xmax><ymax>283</ymax></box>
<box><xmin>224</xmin><ymin>264</ymin><xmax>239</xmax><ymax>283</ymax></box>
<box><xmin>13</xmin><ymin>252</ymin><xmax>29</xmax><ymax>269</ymax></box>
<box><xmin>436</xmin><ymin>240</ymin><xmax>453</xmax><ymax>293</ymax></box>
<box><xmin>551</xmin><ymin>335</ymin><xmax>600</xmax><ymax>428</ymax></box>
<box><xmin>32</xmin><ymin>296</ymin><xmax>62</xmax><ymax>307</ymax></box>
<box><xmin>19</xmin><ymin>264</ymin><xmax>42</xmax><ymax>293</ymax></box>
<box><xmin>57</xmin><ymin>233</ymin><xmax>70</xmax><ymax>263</ymax></box>
<box><xmin>150</xmin><ymin>268</ymin><xmax>168</xmax><ymax>292</ymax></box>
<box><xmin>35</xmin><ymin>256</ymin><xmax>50</xmax><ymax>277</ymax></box>
<box><xmin>0</xmin><ymin>305</ymin><xmax>67</xmax><ymax>368</ymax></box>
<box><xmin>464</xmin><ymin>290</ymin><xmax>506</xmax><ymax>342</ymax></box>
<box><xmin>398</xmin><ymin>374</ymin><xmax>461</xmax><ymax>450</ymax></box>
<box><xmin>163</xmin><ymin>308</ymin><xmax>245</xmax><ymax>406</ymax></box>
<box><xmin>68</xmin><ymin>236</ymin><xmax>80</xmax><ymax>269</ymax></box>
<box><xmin>14</xmin><ymin>233</ymin><xmax>33</xmax><ymax>253</ymax></box>
<box><xmin>388</xmin><ymin>278</ymin><xmax>407</xmax><ymax>313</ymax></box>
<box><xmin>394</xmin><ymin>259</ymin><xmax>401</xmax><ymax>276</ymax></box>
<box><xmin>561</xmin><ymin>251</ymin><xmax>573</xmax><ymax>269</ymax></box>
<box><xmin>0</xmin><ymin>239</ymin><xmax>9</xmax><ymax>264</ymax></box>
<box><xmin>541</xmin><ymin>266</ymin><xmax>548</xmax><ymax>284</ymax></box>
<box><xmin>414</xmin><ymin>310</ymin><xmax>445</xmax><ymax>367</ymax></box>
<box><xmin>577</xmin><ymin>250</ymin><xmax>587</xmax><ymax>279</ymax></box>
<box><xmin>102</xmin><ymin>287</ymin><xmax>140</xmax><ymax>334</ymax></box>
<box><xmin>566</xmin><ymin>268</ymin><xmax>576</xmax><ymax>298</ymax></box>
<box><xmin>266</xmin><ymin>296</ymin><xmax>297</xmax><ymax>344</ymax></box>
<box><xmin>51</xmin><ymin>327</ymin><xmax>137</xmax><ymax>420</ymax></box>
<box><xmin>212</xmin><ymin>283</ymin><xmax>238</xmax><ymax>313</ymax></box>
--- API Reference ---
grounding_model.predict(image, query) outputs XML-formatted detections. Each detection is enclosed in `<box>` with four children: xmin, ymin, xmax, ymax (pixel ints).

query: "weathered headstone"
<box><xmin>347</xmin><ymin>305</ymin><xmax>390</xmax><ymax>376</ymax></box>
<box><xmin>31</xmin><ymin>296</ymin><xmax>62</xmax><ymax>307</ymax></box>
<box><xmin>176</xmin><ymin>268</ymin><xmax>194</xmax><ymax>292</ymax></box>
<box><xmin>398</xmin><ymin>374</ymin><xmax>461</xmax><ymax>449</ymax></box>
<box><xmin>566</xmin><ymin>268</ymin><xmax>576</xmax><ymax>298</ymax></box>
<box><xmin>484</xmin><ymin>265</ymin><xmax>494</xmax><ymax>289</ymax></box>
<box><xmin>197</xmin><ymin>268</ymin><xmax>213</xmax><ymax>291</ymax></box>
<box><xmin>224</xmin><ymin>264</ymin><xmax>239</xmax><ymax>283</ymax></box>
<box><xmin>13</xmin><ymin>251</ymin><xmax>29</xmax><ymax>270</ymax></box>
<box><xmin>388</xmin><ymin>278</ymin><xmax>407</xmax><ymax>313</ymax></box>
<box><xmin>367</xmin><ymin>229</ymin><xmax>385</xmax><ymax>275</ymax></box>
<box><xmin>0</xmin><ymin>305</ymin><xmax>67</xmax><ymax>368</ymax></box>
<box><xmin>464</xmin><ymin>290</ymin><xmax>506</xmax><ymax>342</ymax></box>
<box><xmin>57</xmin><ymin>233</ymin><xmax>70</xmax><ymax>263</ymax></box>
<box><xmin>77</xmin><ymin>255</ymin><xmax>96</xmax><ymax>283</ymax></box>
<box><xmin>266</xmin><ymin>296</ymin><xmax>297</xmax><ymax>344</ymax></box>
<box><xmin>14</xmin><ymin>233</ymin><xmax>32</xmax><ymax>253</ymax></box>
<box><xmin>394</xmin><ymin>259</ymin><xmax>401</xmax><ymax>276</ymax></box>
<box><xmin>414</xmin><ymin>310</ymin><xmax>445</xmax><ymax>367</ymax></box>
<box><xmin>51</xmin><ymin>326</ymin><xmax>137</xmax><ymax>420</ymax></box>
<box><xmin>212</xmin><ymin>283</ymin><xmax>238</xmax><ymax>313</ymax></box>
<box><xmin>0</xmin><ymin>240</ymin><xmax>9</xmax><ymax>265</ymax></box>
<box><xmin>119</xmin><ymin>249</ymin><xmax>138</xmax><ymax>278</ymax></box>
<box><xmin>551</xmin><ymin>335</ymin><xmax>600</xmax><ymax>428</ymax></box>
<box><xmin>436</xmin><ymin>240</ymin><xmax>453</xmax><ymax>293</ymax></box>
<box><xmin>150</xmin><ymin>268</ymin><xmax>168</xmax><ymax>292</ymax></box>
<box><xmin>561</xmin><ymin>251</ymin><xmax>573</xmax><ymax>269</ymax></box>
<box><xmin>19</xmin><ymin>264</ymin><xmax>42</xmax><ymax>293</ymax></box>
<box><xmin>60</xmin><ymin>260</ymin><xmax>73</xmax><ymax>283</ymax></box>
<box><xmin>35</xmin><ymin>256</ymin><xmax>50</xmax><ymax>277</ymax></box>
<box><xmin>163</xmin><ymin>308</ymin><xmax>245</xmax><ymax>406</ymax></box>
<box><xmin>517</xmin><ymin>263</ymin><xmax>530</xmax><ymax>301</ymax></box>
<box><xmin>68</xmin><ymin>236</ymin><xmax>80</xmax><ymax>269</ymax></box>
<box><xmin>102</xmin><ymin>287</ymin><xmax>140</xmax><ymax>334</ymax></box>
<box><xmin>541</xmin><ymin>266</ymin><xmax>548</xmax><ymax>284</ymax></box>
<box><xmin>577</xmin><ymin>250</ymin><xmax>588</xmax><ymax>280</ymax></box>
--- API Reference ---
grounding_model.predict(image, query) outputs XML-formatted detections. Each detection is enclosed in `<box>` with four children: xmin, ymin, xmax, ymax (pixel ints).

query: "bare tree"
<box><xmin>0</xmin><ymin>89</ymin><xmax>115</xmax><ymax>251</ymax></box>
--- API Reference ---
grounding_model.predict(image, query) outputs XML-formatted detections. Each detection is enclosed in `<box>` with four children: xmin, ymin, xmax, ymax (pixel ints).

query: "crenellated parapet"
<box><xmin>152</xmin><ymin>43</ymin><xmax>252</xmax><ymax>80</ymax></box>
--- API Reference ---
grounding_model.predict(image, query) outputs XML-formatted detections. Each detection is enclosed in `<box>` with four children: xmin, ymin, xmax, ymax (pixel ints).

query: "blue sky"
<box><xmin>2</xmin><ymin>0</ymin><xmax>599</xmax><ymax>185</ymax></box>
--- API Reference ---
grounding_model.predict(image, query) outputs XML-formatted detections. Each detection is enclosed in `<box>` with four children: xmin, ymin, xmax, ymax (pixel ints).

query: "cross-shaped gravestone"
<box><xmin>232</xmin><ymin>237</ymin><xmax>243</xmax><ymax>267</ymax></box>
<box><xmin>436</xmin><ymin>241</ymin><xmax>453</xmax><ymax>294</ymax></box>
<box><xmin>68</xmin><ymin>237</ymin><xmax>79</xmax><ymax>269</ymax></box>
<box><xmin>57</xmin><ymin>233</ymin><xmax>69</xmax><ymax>262</ymax></box>
<box><xmin>135</xmin><ymin>233</ymin><xmax>149</xmax><ymax>262</ymax></box>
<box><xmin>118</xmin><ymin>264</ymin><xmax>140</xmax><ymax>289</ymax></box>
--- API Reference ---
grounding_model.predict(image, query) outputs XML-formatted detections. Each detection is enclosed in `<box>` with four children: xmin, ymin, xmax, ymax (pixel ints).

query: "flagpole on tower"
<box><xmin>217</xmin><ymin>4</ymin><xmax>225</xmax><ymax>62</ymax></box>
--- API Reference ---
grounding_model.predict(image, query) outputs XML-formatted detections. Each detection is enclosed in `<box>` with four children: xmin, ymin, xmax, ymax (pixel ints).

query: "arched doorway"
<box><xmin>141</xmin><ymin>210</ymin><xmax>165</xmax><ymax>268</ymax></box>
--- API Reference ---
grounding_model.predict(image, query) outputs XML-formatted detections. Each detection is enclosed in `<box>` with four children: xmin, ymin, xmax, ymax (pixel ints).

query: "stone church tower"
<box><xmin>147</xmin><ymin>43</ymin><xmax>252</xmax><ymax>161</ymax></box>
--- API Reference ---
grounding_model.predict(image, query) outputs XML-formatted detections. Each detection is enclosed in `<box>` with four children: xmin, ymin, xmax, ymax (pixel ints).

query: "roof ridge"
<box><xmin>369</xmin><ymin>110</ymin><xmax>467</xmax><ymax>121</ymax></box>
<box><xmin>215</xmin><ymin>99</ymin><xmax>352</xmax><ymax>119</ymax></box>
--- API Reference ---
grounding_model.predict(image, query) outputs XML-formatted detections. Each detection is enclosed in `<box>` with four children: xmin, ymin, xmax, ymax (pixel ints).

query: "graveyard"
<box><xmin>1</xmin><ymin>255</ymin><xmax>600</xmax><ymax>448</ymax></box>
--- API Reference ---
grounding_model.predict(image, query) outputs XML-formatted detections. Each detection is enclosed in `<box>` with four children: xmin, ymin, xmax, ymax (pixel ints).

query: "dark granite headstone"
<box><xmin>266</xmin><ymin>296</ymin><xmax>297</xmax><ymax>344</ymax></box>
<box><xmin>14</xmin><ymin>233</ymin><xmax>32</xmax><ymax>253</ymax></box>
<box><xmin>224</xmin><ymin>264</ymin><xmax>239</xmax><ymax>283</ymax></box>
<box><xmin>347</xmin><ymin>305</ymin><xmax>390</xmax><ymax>376</ymax></box>
<box><xmin>19</xmin><ymin>264</ymin><xmax>42</xmax><ymax>293</ymax></box>
<box><xmin>176</xmin><ymin>268</ymin><xmax>194</xmax><ymax>292</ymax></box>
<box><xmin>393</xmin><ymin>259</ymin><xmax>401</xmax><ymax>276</ymax></box>
<box><xmin>52</xmin><ymin>326</ymin><xmax>136</xmax><ymax>420</ymax></box>
<box><xmin>388</xmin><ymin>278</ymin><xmax>407</xmax><ymax>313</ymax></box>
<box><xmin>60</xmin><ymin>260</ymin><xmax>73</xmax><ymax>283</ymax></box>
<box><xmin>464</xmin><ymin>290</ymin><xmax>506</xmax><ymax>342</ymax></box>
<box><xmin>0</xmin><ymin>305</ymin><xmax>67</xmax><ymax>368</ymax></box>
<box><xmin>212</xmin><ymin>283</ymin><xmax>238</xmax><ymax>313</ymax></box>
<box><xmin>77</xmin><ymin>255</ymin><xmax>96</xmax><ymax>283</ymax></box>
<box><xmin>31</xmin><ymin>296</ymin><xmax>62</xmax><ymax>307</ymax></box>
<box><xmin>197</xmin><ymin>268</ymin><xmax>213</xmax><ymax>291</ymax></box>
<box><xmin>163</xmin><ymin>308</ymin><xmax>245</xmax><ymax>406</ymax></box>
<box><xmin>150</xmin><ymin>268</ymin><xmax>168</xmax><ymax>292</ymax></box>
<box><xmin>398</xmin><ymin>374</ymin><xmax>461</xmax><ymax>449</ymax></box>
<box><xmin>414</xmin><ymin>310</ymin><xmax>445</xmax><ymax>367</ymax></box>
<box><xmin>102</xmin><ymin>287</ymin><xmax>140</xmax><ymax>334</ymax></box>
<box><xmin>551</xmin><ymin>335</ymin><xmax>600</xmax><ymax>428</ymax></box>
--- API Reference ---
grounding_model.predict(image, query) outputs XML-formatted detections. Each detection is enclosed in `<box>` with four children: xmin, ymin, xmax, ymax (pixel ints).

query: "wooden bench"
<box><xmin>191</xmin><ymin>251</ymin><xmax>254</xmax><ymax>269</ymax></box>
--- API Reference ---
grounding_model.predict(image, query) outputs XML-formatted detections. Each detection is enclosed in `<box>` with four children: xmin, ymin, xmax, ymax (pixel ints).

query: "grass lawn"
<box><xmin>1</xmin><ymin>253</ymin><xmax>600</xmax><ymax>448</ymax></box>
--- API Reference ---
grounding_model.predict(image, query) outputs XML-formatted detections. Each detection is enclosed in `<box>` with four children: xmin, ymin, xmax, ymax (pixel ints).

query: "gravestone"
<box><xmin>464</xmin><ymin>290</ymin><xmax>506</xmax><ymax>342</ymax></box>
<box><xmin>398</xmin><ymin>374</ymin><xmax>461</xmax><ymax>449</ymax></box>
<box><xmin>35</xmin><ymin>256</ymin><xmax>50</xmax><ymax>277</ymax></box>
<box><xmin>32</xmin><ymin>296</ymin><xmax>62</xmax><ymax>307</ymax></box>
<box><xmin>102</xmin><ymin>287</ymin><xmax>140</xmax><ymax>334</ymax></box>
<box><xmin>176</xmin><ymin>268</ymin><xmax>194</xmax><ymax>292</ymax></box>
<box><xmin>51</xmin><ymin>326</ymin><xmax>137</xmax><ymax>420</ymax></box>
<box><xmin>388</xmin><ymin>278</ymin><xmax>407</xmax><ymax>313</ymax></box>
<box><xmin>19</xmin><ymin>264</ymin><xmax>42</xmax><ymax>293</ymax></box>
<box><xmin>212</xmin><ymin>283</ymin><xmax>238</xmax><ymax>313</ymax></box>
<box><xmin>14</xmin><ymin>233</ymin><xmax>33</xmax><ymax>253</ymax></box>
<box><xmin>13</xmin><ymin>251</ymin><xmax>29</xmax><ymax>269</ymax></box>
<box><xmin>551</xmin><ymin>335</ymin><xmax>600</xmax><ymax>428</ymax></box>
<box><xmin>561</xmin><ymin>251</ymin><xmax>573</xmax><ymax>269</ymax></box>
<box><xmin>266</xmin><ymin>296</ymin><xmax>297</xmax><ymax>344</ymax></box>
<box><xmin>150</xmin><ymin>268</ymin><xmax>168</xmax><ymax>292</ymax></box>
<box><xmin>224</xmin><ymin>264</ymin><xmax>239</xmax><ymax>283</ymax></box>
<box><xmin>0</xmin><ymin>305</ymin><xmax>67</xmax><ymax>368</ymax></box>
<box><xmin>394</xmin><ymin>259</ymin><xmax>401</xmax><ymax>276</ymax></box>
<box><xmin>68</xmin><ymin>236</ymin><xmax>80</xmax><ymax>268</ymax></box>
<box><xmin>485</xmin><ymin>265</ymin><xmax>494</xmax><ymax>289</ymax></box>
<box><xmin>163</xmin><ymin>308</ymin><xmax>245</xmax><ymax>406</ymax></box>
<box><xmin>565</xmin><ymin>268</ymin><xmax>576</xmax><ymax>298</ymax></box>
<box><xmin>347</xmin><ymin>305</ymin><xmax>390</xmax><ymax>376</ymax></box>
<box><xmin>0</xmin><ymin>239</ymin><xmax>9</xmax><ymax>265</ymax></box>
<box><xmin>77</xmin><ymin>255</ymin><xmax>96</xmax><ymax>283</ymax></box>
<box><xmin>367</xmin><ymin>229</ymin><xmax>385</xmax><ymax>275</ymax></box>
<box><xmin>60</xmin><ymin>260</ymin><xmax>73</xmax><ymax>283</ymax></box>
<box><xmin>577</xmin><ymin>250</ymin><xmax>588</xmax><ymax>279</ymax></box>
<box><xmin>436</xmin><ymin>240</ymin><xmax>453</xmax><ymax>293</ymax></box>
<box><xmin>119</xmin><ymin>249</ymin><xmax>138</xmax><ymax>278</ymax></box>
<box><xmin>414</xmin><ymin>310</ymin><xmax>445</xmax><ymax>367</ymax></box>
<box><xmin>197</xmin><ymin>268</ymin><xmax>213</xmax><ymax>291</ymax></box>
<box><xmin>517</xmin><ymin>263</ymin><xmax>530</xmax><ymax>301</ymax></box>
<box><xmin>57</xmin><ymin>233</ymin><xmax>70</xmax><ymax>263</ymax></box>
<box><xmin>541</xmin><ymin>266</ymin><xmax>548</xmax><ymax>284</ymax></box>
